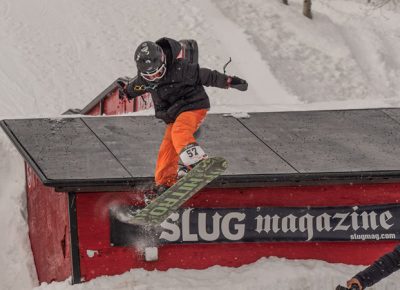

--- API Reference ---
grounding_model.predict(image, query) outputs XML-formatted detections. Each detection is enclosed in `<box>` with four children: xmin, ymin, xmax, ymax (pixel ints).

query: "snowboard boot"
<box><xmin>144</xmin><ymin>184</ymin><xmax>170</xmax><ymax>205</ymax></box>
<box><xmin>178</xmin><ymin>143</ymin><xmax>208</xmax><ymax>179</ymax></box>
<box><xmin>177</xmin><ymin>161</ymin><xmax>190</xmax><ymax>180</ymax></box>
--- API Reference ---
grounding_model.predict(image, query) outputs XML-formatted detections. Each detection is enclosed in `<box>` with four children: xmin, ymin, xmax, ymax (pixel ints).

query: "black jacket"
<box><xmin>125</xmin><ymin>37</ymin><xmax>229</xmax><ymax>123</ymax></box>
<box><xmin>354</xmin><ymin>245</ymin><xmax>400</xmax><ymax>288</ymax></box>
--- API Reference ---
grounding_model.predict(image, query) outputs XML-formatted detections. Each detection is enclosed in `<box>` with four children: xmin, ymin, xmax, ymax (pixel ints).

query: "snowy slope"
<box><xmin>1</xmin><ymin>0</ymin><xmax>400</xmax><ymax>289</ymax></box>
<box><xmin>214</xmin><ymin>0</ymin><xmax>400</xmax><ymax>109</ymax></box>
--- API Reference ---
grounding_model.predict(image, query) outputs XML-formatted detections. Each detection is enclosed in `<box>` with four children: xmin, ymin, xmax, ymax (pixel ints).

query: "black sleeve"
<box><xmin>125</xmin><ymin>76</ymin><xmax>148</xmax><ymax>100</ymax></box>
<box><xmin>199</xmin><ymin>67</ymin><xmax>229</xmax><ymax>89</ymax></box>
<box><xmin>354</xmin><ymin>245</ymin><xmax>400</xmax><ymax>288</ymax></box>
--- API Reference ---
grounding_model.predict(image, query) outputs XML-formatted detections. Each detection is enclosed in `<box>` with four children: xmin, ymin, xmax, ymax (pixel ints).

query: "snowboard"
<box><xmin>125</xmin><ymin>156</ymin><xmax>227</xmax><ymax>227</ymax></box>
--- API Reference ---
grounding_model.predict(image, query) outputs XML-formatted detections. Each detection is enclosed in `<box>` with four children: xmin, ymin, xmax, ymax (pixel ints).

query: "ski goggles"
<box><xmin>140</xmin><ymin>64</ymin><xmax>166</xmax><ymax>82</ymax></box>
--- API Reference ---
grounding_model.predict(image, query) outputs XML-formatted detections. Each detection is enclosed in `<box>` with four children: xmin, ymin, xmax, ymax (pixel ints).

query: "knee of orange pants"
<box><xmin>171</xmin><ymin>109</ymin><xmax>207</xmax><ymax>154</ymax></box>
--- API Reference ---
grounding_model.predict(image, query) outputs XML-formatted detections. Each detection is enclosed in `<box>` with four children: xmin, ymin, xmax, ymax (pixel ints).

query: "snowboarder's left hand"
<box><xmin>227</xmin><ymin>76</ymin><xmax>248</xmax><ymax>91</ymax></box>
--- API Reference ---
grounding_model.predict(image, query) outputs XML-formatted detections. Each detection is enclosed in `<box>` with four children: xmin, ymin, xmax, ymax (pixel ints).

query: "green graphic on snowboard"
<box><xmin>128</xmin><ymin>157</ymin><xmax>227</xmax><ymax>226</ymax></box>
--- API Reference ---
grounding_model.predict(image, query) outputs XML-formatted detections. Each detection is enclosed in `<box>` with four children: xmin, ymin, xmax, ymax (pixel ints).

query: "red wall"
<box><xmin>75</xmin><ymin>183</ymin><xmax>400</xmax><ymax>282</ymax></box>
<box><xmin>26</xmin><ymin>164</ymin><xmax>71</xmax><ymax>283</ymax></box>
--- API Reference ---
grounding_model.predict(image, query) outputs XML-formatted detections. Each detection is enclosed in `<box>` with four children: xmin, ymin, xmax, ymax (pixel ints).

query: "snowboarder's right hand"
<box><xmin>116</xmin><ymin>77</ymin><xmax>128</xmax><ymax>99</ymax></box>
<box><xmin>227</xmin><ymin>76</ymin><xmax>248</xmax><ymax>91</ymax></box>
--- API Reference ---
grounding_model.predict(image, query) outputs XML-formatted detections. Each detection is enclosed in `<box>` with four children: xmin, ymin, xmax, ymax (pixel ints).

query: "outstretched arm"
<box><xmin>199</xmin><ymin>67</ymin><xmax>228</xmax><ymax>88</ymax></box>
<box><xmin>199</xmin><ymin>67</ymin><xmax>248</xmax><ymax>91</ymax></box>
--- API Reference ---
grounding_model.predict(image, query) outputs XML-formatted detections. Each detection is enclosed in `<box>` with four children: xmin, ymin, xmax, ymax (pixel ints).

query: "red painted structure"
<box><xmin>18</xmin><ymin>84</ymin><xmax>400</xmax><ymax>284</ymax></box>
<box><xmin>77</xmin><ymin>184</ymin><xmax>400</xmax><ymax>281</ymax></box>
<box><xmin>25</xmin><ymin>158</ymin><xmax>400</xmax><ymax>282</ymax></box>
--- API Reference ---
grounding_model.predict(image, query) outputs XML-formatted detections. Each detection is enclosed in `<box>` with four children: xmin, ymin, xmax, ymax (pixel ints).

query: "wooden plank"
<box><xmin>2</xmin><ymin>118</ymin><xmax>131</xmax><ymax>181</ymax></box>
<box><xmin>83</xmin><ymin>116</ymin><xmax>164</xmax><ymax>178</ymax></box>
<box><xmin>200</xmin><ymin>114</ymin><xmax>296</xmax><ymax>175</ymax></box>
<box><xmin>241</xmin><ymin>109</ymin><xmax>400</xmax><ymax>173</ymax></box>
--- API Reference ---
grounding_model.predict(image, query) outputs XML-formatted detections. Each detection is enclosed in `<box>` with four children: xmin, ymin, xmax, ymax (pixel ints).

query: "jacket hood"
<box><xmin>156</xmin><ymin>37</ymin><xmax>182</xmax><ymax>66</ymax></box>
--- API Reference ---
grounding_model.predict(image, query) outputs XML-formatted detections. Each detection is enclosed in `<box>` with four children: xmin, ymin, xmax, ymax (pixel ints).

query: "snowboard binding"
<box><xmin>143</xmin><ymin>184</ymin><xmax>170</xmax><ymax>205</ymax></box>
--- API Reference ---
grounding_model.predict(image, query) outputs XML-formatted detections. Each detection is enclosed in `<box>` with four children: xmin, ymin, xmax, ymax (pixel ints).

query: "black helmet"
<box><xmin>134</xmin><ymin>41</ymin><xmax>166</xmax><ymax>82</ymax></box>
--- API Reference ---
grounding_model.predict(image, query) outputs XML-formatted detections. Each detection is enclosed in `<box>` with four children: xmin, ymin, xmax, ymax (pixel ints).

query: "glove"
<box><xmin>116</xmin><ymin>77</ymin><xmax>128</xmax><ymax>99</ymax></box>
<box><xmin>227</xmin><ymin>76</ymin><xmax>248</xmax><ymax>91</ymax></box>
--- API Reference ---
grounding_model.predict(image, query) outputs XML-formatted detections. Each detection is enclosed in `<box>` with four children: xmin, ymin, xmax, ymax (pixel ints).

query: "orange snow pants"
<box><xmin>155</xmin><ymin>109</ymin><xmax>208</xmax><ymax>187</ymax></box>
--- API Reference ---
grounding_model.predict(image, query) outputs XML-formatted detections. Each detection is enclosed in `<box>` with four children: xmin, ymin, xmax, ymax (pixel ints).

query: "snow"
<box><xmin>31</xmin><ymin>258</ymin><xmax>380</xmax><ymax>290</ymax></box>
<box><xmin>1</xmin><ymin>0</ymin><xmax>400</xmax><ymax>289</ymax></box>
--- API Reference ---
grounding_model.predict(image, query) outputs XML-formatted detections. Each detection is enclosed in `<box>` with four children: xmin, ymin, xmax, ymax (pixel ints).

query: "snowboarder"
<box><xmin>340</xmin><ymin>244</ymin><xmax>400</xmax><ymax>289</ymax></box>
<box><xmin>117</xmin><ymin>37</ymin><xmax>247</xmax><ymax>200</ymax></box>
